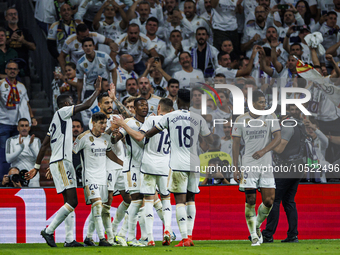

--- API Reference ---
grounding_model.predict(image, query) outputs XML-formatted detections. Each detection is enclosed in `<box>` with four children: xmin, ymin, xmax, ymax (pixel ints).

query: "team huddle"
<box><xmin>26</xmin><ymin>77</ymin><xmax>213</xmax><ymax>247</ymax></box>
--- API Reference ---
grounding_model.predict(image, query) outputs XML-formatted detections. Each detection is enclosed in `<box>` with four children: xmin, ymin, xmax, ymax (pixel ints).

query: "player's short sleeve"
<box><xmin>140</xmin><ymin>117</ymin><xmax>153</xmax><ymax>133</ymax></box>
<box><xmin>145</xmin><ymin>36</ymin><xmax>154</xmax><ymax>51</ymax></box>
<box><xmin>155</xmin><ymin>114</ymin><xmax>169</xmax><ymax>131</ymax></box>
<box><xmin>94</xmin><ymin>32</ymin><xmax>106</xmax><ymax>44</ymax></box>
<box><xmin>103</xmin><ymin>134</ymin><xmax>112</xmax><ymax>151</ymax></box>
<box><xmin>76</xmin><ymin>61</ymin><xmax>85</xmax><ymax>79</ymax></box>
<box><xmin>106</xmin><ymin>54</ymin><xmax>116</xmax><ymax>71</ymax></box>
<box><xmin>199</xmin><ymin>116</ymin><xmax>211</xmax><ymax>137</ymax></box>
<box><xmin>232</xmin><ymin>117</ymin><xmax>242</xmax><ymax>137</ymax></box>
<box><xmin>119</xmin><ymin>119</ymin><xmax>133</xmax><ymax>136</ymax></box>
<box><xmin>270</xmin><ymin>114</ymin><xmax>281</xmax><ymax>133</ymax></box>
<box><xmin>58</xmin><ymin>105</ymin><xmax>74</xmax><ymax>120</ymax></box>
<box><xmin>61</xmin><ymin>40</ymin><xmax>71</xmax><ymax>54</ymax></box>
<box><xmin>47</xmin><ymin>23</ymin><xmax>57</xmax><ymax>40</ymax></box>
<box><xmin>72</xmin><ymin>135</ymin><xmax>83</xmax><ymax>154</ymax></box>
<box><xmin>281</xmin><ymin>126</ymin><xmax>294</xmax><ymax>142</ymax></box>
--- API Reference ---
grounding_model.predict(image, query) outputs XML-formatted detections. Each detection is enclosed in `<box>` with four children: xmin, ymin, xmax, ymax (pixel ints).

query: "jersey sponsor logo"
<box><xmin>89</xmin><ymin>136</ymin><xmax>94</xmax><ymax>142</ymax></box>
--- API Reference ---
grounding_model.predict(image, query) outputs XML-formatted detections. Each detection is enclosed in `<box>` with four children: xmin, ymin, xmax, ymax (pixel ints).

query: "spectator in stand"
<box><xmin>34</xmin><ymin>0</ymin><xmax>77</xmax><ymax>34</ymax></box>
<box><xmin>120</xmin><ymin>77</ymin><xmax>139</xmax><ymax>102</ymax></box>
<box><xmin>5</xmin><ymin>7</ymin><xmax>36</xmax><ymax>78</ymax></box>
<box><xmin>163</xmin><ymin>30</ymin><xmax>185</xmax><ymax>76</ymax></box>
<box><xmin>52</xmin><ymin>62</ymin><xmax>79</xmax><ymax>112</ymax></box>
<box><xmin>295</xmin><ymin>0</ymin><xmax>316</xmax><ymax>30</ymax></box>
<box><xmin>211</xmin><ymin>0</ymin><xmax>243</xmax><ymax>55</ymax></box>
<box><xmin>166</xmin><ymin>78</ymin><xmax>179</xmax><ymax>104</ymax></box>
<box><xmin>0</xmin><ymin>28</ymin><xmax>18</xmax><ymax>79</ymax></box>
<box><xmin>122</xmin><ymin>96</ymin><xmax>137</xmax><ymax>115</ymax></box>
<box><xmin>189</xmin><ymin>27</ymin><xmax>219</xmax><ymax>78</ymax></box>
<box><xmin>137</xmin><ymin>76</ymin><xmax>161</xmax><ymax>115</ymax></box>
<box><xmin>173</xmin><ymin>51</ymin><xmax>205</xmax><ymax>89</ymax></box>
<box><xmin>200</xmin><ymin>0</ymin><xmax>213</xmax><ymax>22</ymax></box>
<box><xmin>58</xmin><ymin>23</ymin><xmax>118</xmax><ymax>74</ymax></box>
<box><xmin>47</xmin><ymin>3</ymin><xmax>77</xmax><ymax>59</ymax></box>
<box><xmin>0</xmin><ymin>60</ymin><xmax>36</xmax><ymax>180</ymax></box>
<box><xmin>93</xmin><ymin>1</ymin><xmax>129</xmax><ymax>55</ymax></box>
<box><xmin>127</xmin><ymin>0</ymin><xmax>153</xmax><ymax>34</ymax></box>
<box><xmin>72</xmin><ymin>118</ymin><xmax>83</xmax><ymax>186</ymax></box>
<box><xmin>115</xmin><ymin>23</ymin><xmax>159</xmax><ymax>75</ymax></box>
<box><xmin>113</xmin><ymin>54</ymin><xmax>139</xmax><ymax>95</ymax></box>
<box><xmin>5</xmin><ymin>118</ymin><xmax>41</xmax><ymax>187</ymax></box>
<box><xmin>220</xmin><ymin>39</ymin><xmax>234</xmax><ymax>55</ymax></box>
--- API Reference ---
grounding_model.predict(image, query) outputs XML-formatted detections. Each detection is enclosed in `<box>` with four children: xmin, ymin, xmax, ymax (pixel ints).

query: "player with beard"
<box><xmin>138</xmin><ymin>77</ymin><xmax>161</xmax><ymax>115</ymax></box>
<box><xmin>111</xmin><ymin>97</ymin><xmax>149</xmax><ymax>246</ymax></box>
<box><xmin>84</xmin><ymin>91</ymin><xmax>129</xmax><ymax>246</ymax></box>
<box><xmin>189</xmin><ymin>27</ymin><xmax>219</xmax><ymax>78</ymax></box>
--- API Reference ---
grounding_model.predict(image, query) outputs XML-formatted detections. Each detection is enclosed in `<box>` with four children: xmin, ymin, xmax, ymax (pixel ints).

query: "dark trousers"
<box><xmin>262</xmin><ymin>178</ymin><xmax>300</xmax><ymax>239</ymax></box>
<box><xmin>213</xmin><ymin>29</ymin><xmax>239</xmax><ymax>55</ymax></box>
<box><xmin>0</xmin><ymin>124</ymin><xmax>18</xmax><ymax>180</ymax></box>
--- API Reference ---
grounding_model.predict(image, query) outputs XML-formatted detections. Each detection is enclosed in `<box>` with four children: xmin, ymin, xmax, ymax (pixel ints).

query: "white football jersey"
<box><xmin>76</xmin><ymin>50</ymin><xmax>115</xmax><ymax>91</ymax></box>
<box><xmin>232</xmin><ymin>112</ymin><xmax>280</xmax><ymax>168</ymax></box>
<box><xmin>156</xmin><ymin>110</ymin><xmax>211</xmax><ymax>171</ymax></box>
<box><xmin>73</xmin><ymin>130</ymin><xmax>112</xmax><ymax>186</ymax></box>
<box><xmin>62</xmin><ymin>32</ymin><xmax>106</xmax><ymax>64</ymax></box>
<box><xmin>173</xmin><ymin>69</ymin><xmax>205</xmax><ymax>89</ymax></box>
<box><xmin>89</xmin><ymin>114</ymin><xmax>126</xmax><ymax>170</ymax></box>
<box><xmin>116</xmin><ymin>32</ymin><xmax>154</xmax><ymax>64</ymax></box>
<box><xmin>48</xmin><ymin>106</ymin><xmax>74</xmax><ymax>163</ymax></box>
<box><xmin>95</xmin><ymin>20</ymin><xmax>125</xmax><ymax>42</ymax></box>
<box><xmin>140</xmin><ymin>115</ymin><xmax>170</xmax><ymax>176</ymax></box>
<box><xmin>119</xmin><ymin>117</ymin><xmax>145</xmax><ymax>170</ymax></box>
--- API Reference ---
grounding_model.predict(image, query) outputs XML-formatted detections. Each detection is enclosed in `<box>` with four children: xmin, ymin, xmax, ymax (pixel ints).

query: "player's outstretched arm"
<box><xmin>106</xmin><ymin>150</ymin><xmax>123</xmax><ymax>166</ymax></box>
<box><xmin>74</xmin><ymin>76</ymin><xmax>102</xmax><ymax>114</ymax></box>
<box><xmin>232</xmin><ymin>136</ymin><xmax>241</xmax><ymax>183</ymax></box>
<box><xmin>112</xmin><ymin>116</ymin><xmax>145</xmax><ymax>142</ymax></box>
<box><xmin>108</xmin><ymin>83</ymin><xmax>134</xmax><ymax>118</ymax></box>
<box><xmin>25</xmin><ymin>135</ymin><xmax>51</xmax><ymax>180</ymax></box>
<box><xmin>252</xmin><ymin>131</ymin><xmax>281</xmax><ymax>160</ymax></box>
<box><xmin>145</xmin><ymin>126</ymin><xmax>161</xmax><ymax>138</ymax></box>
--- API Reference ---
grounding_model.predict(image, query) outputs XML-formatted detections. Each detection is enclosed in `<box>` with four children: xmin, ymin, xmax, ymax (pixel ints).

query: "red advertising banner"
<box><xmin>0</xmin><ymin>184</ymin><xmax>339</xmax><ymax>243</ymax></box>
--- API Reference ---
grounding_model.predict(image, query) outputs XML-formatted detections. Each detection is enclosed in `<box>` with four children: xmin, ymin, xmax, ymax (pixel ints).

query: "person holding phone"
<box><xmin>5</xmin><ymin>7</ymin><xmax>36</xmax><ymax>77</ymax></box>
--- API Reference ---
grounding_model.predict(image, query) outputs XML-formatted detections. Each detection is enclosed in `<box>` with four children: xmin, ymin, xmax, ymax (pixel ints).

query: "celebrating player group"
<box><xmin>26</xmin><ymin>77</ymin><xmax>214</xmax><ymax>248</ymax></box>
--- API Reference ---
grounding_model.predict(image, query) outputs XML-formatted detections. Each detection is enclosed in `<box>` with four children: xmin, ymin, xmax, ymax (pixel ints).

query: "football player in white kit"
<box><xmin>112</xmin><ymin>98</ymin><xmax>174</xmax><ymax>246</ymax></box>
<box><xmin>145</xmin><ymin>89</ymin><xmax>213</xmax><ymax>247</ymax></box>
<box><xmin>84</xmin><ymin>91</ymin><xmax>129</xmax><ymax>246</ymax></box>
<box><xmin>73</xmin><ymin>112</ymin><xmax>123</xmax><ymax>246</ymax></box>
<box><xmin>26</xmin><ymin>77</ymin><xmax>103</xmax><ymax>247</ymax></box>
<box><xmin>111</xmin><ymin>97</ymin><xmax>149</xmax><ymax>247</ymax></box>
<box><xmin>232</xmin><ymin>91</ymin><xmax>281</xmax><ymax>246</ymax></box>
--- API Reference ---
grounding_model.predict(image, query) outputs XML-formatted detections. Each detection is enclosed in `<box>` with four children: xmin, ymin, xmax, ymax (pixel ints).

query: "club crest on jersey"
<box><xmin>197</xmin><ymin>21</ymin><xmax>200</xmax><ymax>26</ymax></box>
<box><xmin>70</xmin><ymin>180</ymin><xmax>73</xmax><ymax>184</ymax></box>
<box><xmin>133</xmin><ymin>182</ymin><xmax>137</xmax><ymax>187</ymax></box>
<box><xmin>135</xmin><ymin>121</ymin><xmax>140</xmax><ymax>127</ymax></box>
<box><xmin>84</xmin><ymin>63</ymin><xmax>88</xmax><ymax>68</ymax></box>
<box><xmin>74</xmin><ymin>43</ymin><xmax>79</xmax><ymax>49</ymax></box>
<box><xmin>99</xmin><ymin>64</ymin><xmax>103</xmax><ymax>68</ymax></box>
<box><xmin>89</xmin><ymin>136</ymin><xmax>94</xmax><ymax>142</ymax></box>
<box><xmin>104</xmin><ymin>140</ymin><xmax>107</xmax><ymax>145</ymax></box>
<box><xmin>91</xmin><ymin>190</ymin><xmax>95</xmax><ymax>195</ymax></box>
<box><xmin>5</xmin><ymin>84</ymin><xmax>8</xmax><ymax>89</ymax></box>
<box><xmin>150</xmin><ymin>106</ymin><xmax>154</xmax><ymax>111</ymax></box>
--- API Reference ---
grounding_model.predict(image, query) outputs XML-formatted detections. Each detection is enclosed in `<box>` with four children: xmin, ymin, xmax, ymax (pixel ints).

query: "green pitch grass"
<box><xmin>1</xmin><ymin>240</ymin><xmax>340</xmax><ymax>255</ymax></box>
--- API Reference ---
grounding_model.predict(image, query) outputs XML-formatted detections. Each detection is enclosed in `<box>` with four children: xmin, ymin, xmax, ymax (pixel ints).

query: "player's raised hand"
<box><xmin>108</xmin><ymin>83</ymin><xmax>117</xmax><ymax>100</ymax></box>
<box><xmin>252</xmin><ymin>149</ymin><xmax>266</xmax><ymax>160</ymax></box>
<box><xmin>29</xmin><ymin>134</ymin><xmax>35</xmax><ymax>144</ymax></box>
<box><xmin>95</xmin><ymin>76</ymin><xmax>102</xmax><ymax>91</ymax></box>
<box><xmin>112</xmin><ymin>115</ymin><xmax>124</xmax><ymax>127</ymax></box>
<box><xmin>233</xmin><ymin>167</ymin><xmax>240</xmax><ymax>183</ymax></box>
<box><xmin>25</xmin><ymin>168</ymin><xmax>38</xmax><ymax>180</ymax></box>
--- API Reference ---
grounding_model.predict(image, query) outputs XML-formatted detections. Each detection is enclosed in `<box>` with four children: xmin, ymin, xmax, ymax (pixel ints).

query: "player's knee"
<box><xmin>263</xmin><ymin>197</ymin><xmax>274</xmax><ymax>208</ymax></box>
<box><xmin>246</xmin><ymin>195</ymin><xmax>256</xmax><ymax>205</ymax></box>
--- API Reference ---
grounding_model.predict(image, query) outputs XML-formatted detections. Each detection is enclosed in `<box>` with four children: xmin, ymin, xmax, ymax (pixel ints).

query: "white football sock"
<box><xmin>86</xmin><ymin>211</ymin><xmax>95</xmax><ymax>239</ymax></box>
<box><xmin>46</xmin><ymin>203</ymin><xmax>73</xmax><ymax>235</ymax></box>
<box><xmin>127</xmin><ymin>200</ymin><xmax>142</xmax><ymax>241</ymax></box>
<box><xmin>92</xmin><ymin>200</ymin><xmax>105</xmax><ymax>240</ymax></box>
<box><xmin>256</xmin><ymin>203</ymin><xmax>272</xmax><ymax>229</ymax></box>
<box><xmin>176</xmin><ymin>204</ymin><xmax>188</xmax><ymax>239</ymax></box>
<box><xmin>145</xmin><ymin>199</ymin><xmax>154</xmax><ymax>241</ymax></box>
<box><xmin>118</xmin><ymin>212</ymin><xmax>129</xmax><ymax>238</ymax></box>
<box><xmin>186</xmin><ymin>202</ymin><xmax>196</xmax><ymax>237</ymax></box>
<box><xmin>138</xmin><ymin>206</ymin><xmax>147</xmax><ymax>240</ymax></box>
<box><xmin>245</xmin><ymin>203</ymin><xmax>257</xmax><ymax>240</ymax></box>
<box><xmin>154</xmin><ymin>199</ymin><xmax>164</xmax><ymax>224</ymax></box>
<box><xmin>64</xmin><ymin>211</ymin><xmax>75</xmax><ymax>243</ymax></box>
<box><xmin>102</xmin><ymin>204</ymin><xmax>114</xmax><ymax>241</ymax></box>
<box><xmin>112</xmin><ymin>201</ymin><xmax>129</xmax><ymax>236</ymax></box>
<box><xmin>161</xmin><ymin>197</ymin><xmax>172</xmax><ymax>232</ymax></box>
